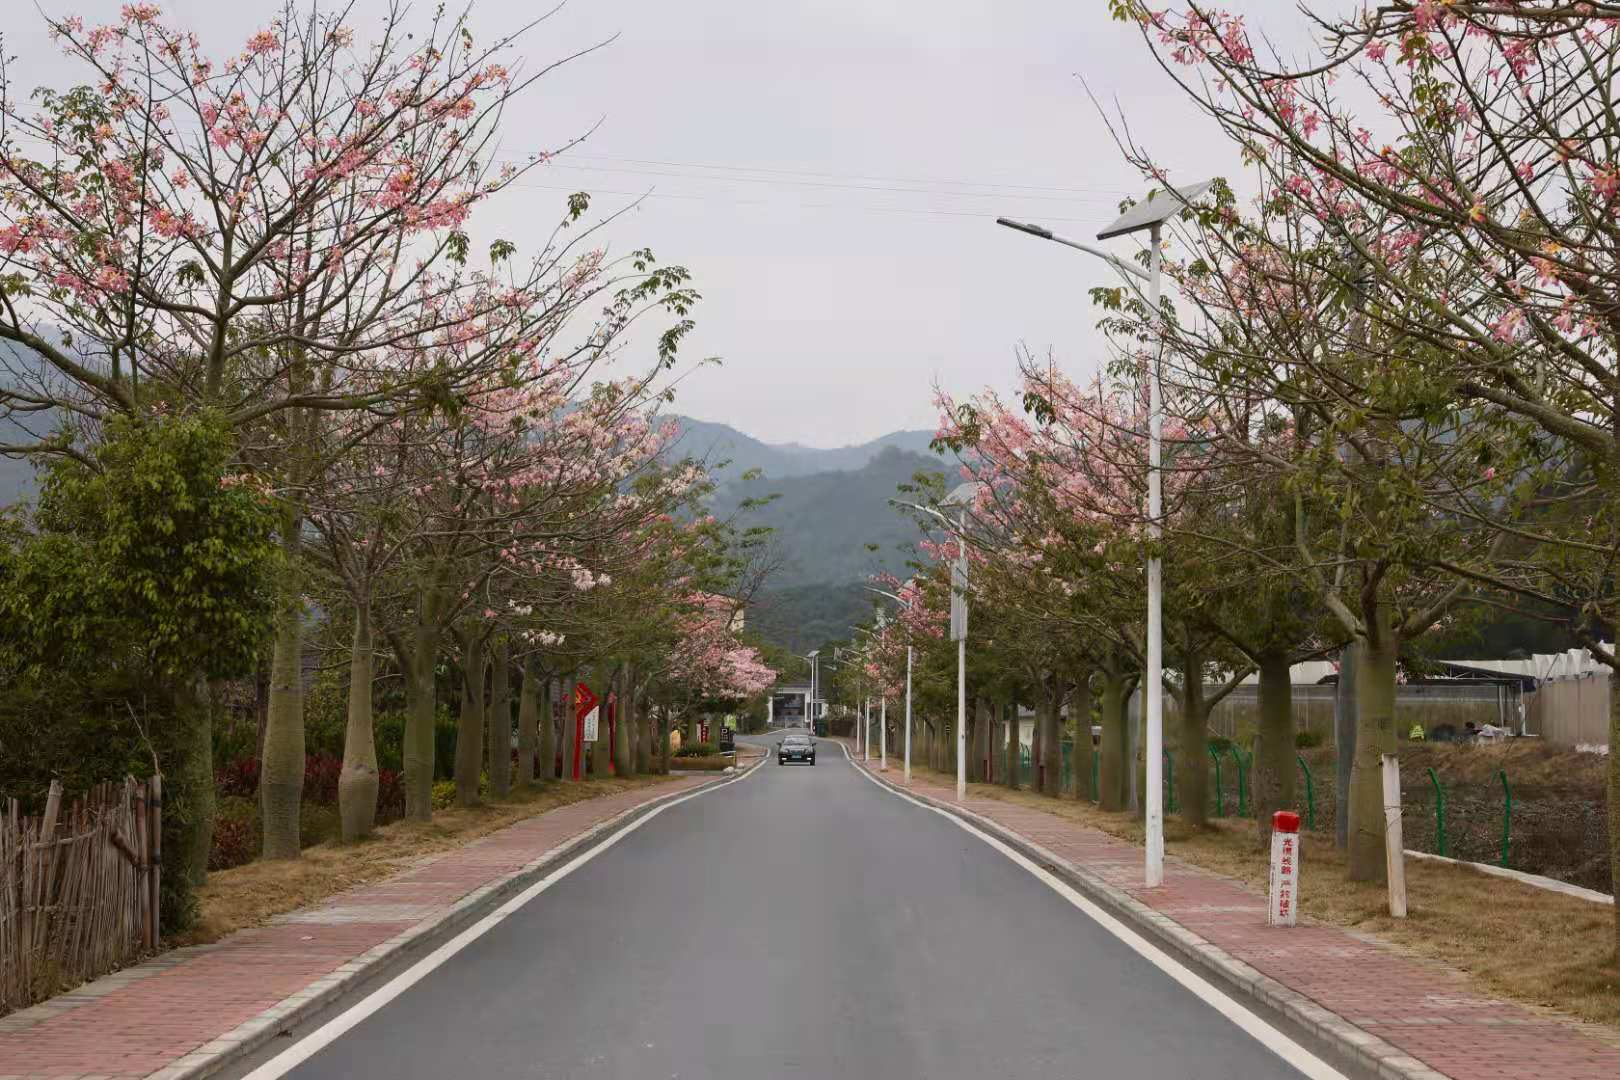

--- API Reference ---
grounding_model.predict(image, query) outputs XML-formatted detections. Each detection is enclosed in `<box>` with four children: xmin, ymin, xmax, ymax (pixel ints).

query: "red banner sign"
<box><xmin>572</xmin><ymin>683</ymin><xmax>598</xmax><ymax>780</ymax></box>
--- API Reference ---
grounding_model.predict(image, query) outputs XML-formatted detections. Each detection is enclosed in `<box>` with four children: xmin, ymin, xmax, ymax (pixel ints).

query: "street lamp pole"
<box><xmin>904</xmin><ymin>642</ymin><xmax>913</xmax><ymax>782</ymax></box>
<box><xmin>996</xmin><ymin>180</ymin><xmax>1210</xmax><ymax>889</ymax></box>
<box><xmin>866</xmin><ymin>584</ymin><xmax>917</xmax><ymax>783</ymax></box>
<box><xmin>891</xmin><ymin>485</ymin><xmax>978</xmax><ymax>802</ymax></box>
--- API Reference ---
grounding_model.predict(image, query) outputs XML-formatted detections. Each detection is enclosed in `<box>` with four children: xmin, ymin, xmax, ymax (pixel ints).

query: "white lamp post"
<box><xmin>866</xmin><ymin>584</ymin><xmax>917</xmax><ymax>783</ymax></box>
<box><xmin>996</xmin><ymin>179</ymin><xmax>1211</xmax><ymax>889</ymax></box>
<box><xmin>805</xmin><ymin>650</ymin><xmax>820</xmax><ymax>734</ymax></box>
<box><xmin>892</xmin><ymin>484</ymin><xmax>979</xmax><ymax>802</ymax></box>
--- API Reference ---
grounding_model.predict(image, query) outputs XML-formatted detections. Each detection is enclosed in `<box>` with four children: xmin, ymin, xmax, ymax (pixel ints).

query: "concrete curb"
<box><xmin>856</xmin><ymin>761</ymin><xmax>1449</xmax><ymax>1080</ymax></box>
<box><xmin>1404</xmin><ymin>848</ymin><xmax>1613</xmax><ymax>906</ymax></box>
<box><xmin>155</xmin><ymin>760</ymin><xmax>763</xmax><ymax>1080</ymax></box>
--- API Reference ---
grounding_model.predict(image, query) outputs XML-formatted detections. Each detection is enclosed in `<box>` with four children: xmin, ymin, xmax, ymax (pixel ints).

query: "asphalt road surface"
<box><xmin>252</xmin><ymin>731</ymin><xmax>1331</xmax><ymax>1079</ymax></box>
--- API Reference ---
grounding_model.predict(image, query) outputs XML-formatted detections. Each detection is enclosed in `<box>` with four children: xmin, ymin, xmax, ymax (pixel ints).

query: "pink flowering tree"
<box><xmin>0</xmin><ymin>1</ymin><xmax>665</xmax><ymax>856</ymax></box>
<box><xmin>1108</xmin><ymin>0</ymin><xmax>1609</xmax><ymax>881</ymax></box>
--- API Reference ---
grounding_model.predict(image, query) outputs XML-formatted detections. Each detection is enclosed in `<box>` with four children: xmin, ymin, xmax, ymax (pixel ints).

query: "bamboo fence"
<box><xmin>0</xmin><ymin>775</ymin><xmax>161</xmax><ymax>1015</ymax></box>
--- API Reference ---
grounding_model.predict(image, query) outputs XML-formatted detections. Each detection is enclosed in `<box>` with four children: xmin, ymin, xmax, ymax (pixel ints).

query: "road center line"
<box><xmin>839</xmin><ymin>742</ymin><xmax>1347</xmax><ymax>1080</ymax></box>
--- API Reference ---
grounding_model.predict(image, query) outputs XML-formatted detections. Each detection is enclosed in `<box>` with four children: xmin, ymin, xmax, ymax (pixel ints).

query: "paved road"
<box><xmin>259</xmin><ymin>731</ymin><xmax>1320</xmax><ymax>1079</ymax></box>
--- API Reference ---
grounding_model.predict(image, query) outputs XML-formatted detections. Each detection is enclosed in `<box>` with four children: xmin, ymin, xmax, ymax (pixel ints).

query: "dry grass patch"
<box><xmin>173</xmin><ymin>776</ymin><xmax>679</xmax><ymax>948</ymax></box>
<box><xmin>900</xmin><ymin>763</ymin><xmax>1620</xmax><ymax>1037</ymax></box>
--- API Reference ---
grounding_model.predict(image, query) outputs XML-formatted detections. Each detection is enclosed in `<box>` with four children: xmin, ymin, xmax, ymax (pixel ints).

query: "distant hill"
<box><xmin>746</xmin><ymin>581</ymin><xmax>886</xmax><ymax>656</ymax></box>
<box><xmin>660</xmin><ymin>415</ymin><xmax>941</xmax><ymax>485</ymax></box>
<box><xmin>713</xmin><ymin>444</ymin><xmax>945</xmax><ymax>590</ymax></box>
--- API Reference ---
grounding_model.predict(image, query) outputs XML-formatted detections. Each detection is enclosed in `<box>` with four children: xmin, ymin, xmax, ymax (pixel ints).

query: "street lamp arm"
<box><xmin>864</xmin><ymin>585</ymin><xmax>913</xmax><ymax>609</ymax></box>
<box><xmin>995</xmin><ymin>218</ymin><xmax>1153</xmax><ymax>283</ymax></box>
<box><xmin>889</xmin><ymin>497</ymin><xmax>961</xmax><ymax>533</ymax></box>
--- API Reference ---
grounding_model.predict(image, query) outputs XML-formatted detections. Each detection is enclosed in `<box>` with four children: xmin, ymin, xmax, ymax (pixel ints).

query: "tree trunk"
<box><xmin>590</xmin><ymin>667</ymin><xmax>613</xmax><ymax>779</ymax></box>
<box><xmin>1334</xmin><ymin>641</ymin><xmax>1358</xmax><ymax>850</ymax></box>
<box><xmin>658</xmin><ymin>703</ymin><xmax>673</xmax><ymax>774</ymax></box>
<box><xmin>560</xmin><ymin>669</ymin><xmax>579</xmax><ymax>781</ymax></box>
<box><xmin>1178</xmin><ymin>648</ymin><xmax>1210</xmax><ymax>828</ymax></box>
<box><xmin>517</xmin><ymin>659</ymin><xmax>539</xmax><ymax>788</ymax></box>
<box><xmin>636</xmin><ymin>682</ymin><xmax>654</xmax><ymax>774</ymax></box>
<box><xmin>1252</xmin><ymin>652</ymin><xmax>1296</xmax><ymax>849</ymax></box>
<box><xmin>1039</xmin><ymin>681</ymin><xmax>1061</xmax><ymax>796</ymax></box>
<box><xmin>1349</xmin><ymin>616</ymin><xmax>1398</xmax><ymax>882</ymax></box>
<box><xmin>339</xmin><ymin>601</ymin><xmax>380</xmax><ymax>842</ymax></box>
<box><xmin>615</xmin><ymin>665</ymin><xmax>634</xmax><ymax>777</ymax></box>
<box><xmin>260</xmin><ymin>558</ymin><xmax>305</xmax><ymax>860</ymax></box>
<box><xmin>1098</xmin><ymin>667</ymin><xmax>1129</xmax><ymax>812</ymax></box>
<box><xmin>1027</xmin><ymin>697</ymin><xmax>1041</xmax><ymax>790</ymax></box>
<box><xmin>1070</xmin><ymin>672</ymin><xmax>1094</xmax><ymax>800</ymax></box>
<box><xmin>997</xmin><ymin>705</ymin><xmax>1010</xmax><ymax>790</ymax></box>
<box><xmin>168</xmin><ymin>676</ymin><xmax>215</xmax><ymax>887</ymax></box>
<box><xmin>487</xmin><ymin>639</ymin><xmax>511</xmax><ymax>799</ymax></box>
<box><xmin>401</xmin><ymin>619</ymin><xmax>438</xmax><ymax>820</ymax></box>
<box><xmin>454</xmin><ymin>636</ymin><xmax>485</xmax><ymax>806</ymax></box>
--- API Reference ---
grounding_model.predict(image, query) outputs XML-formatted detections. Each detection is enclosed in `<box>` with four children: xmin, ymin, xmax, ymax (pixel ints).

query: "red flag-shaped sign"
<box><xmin>571</xmin><ymin>683</ymin><xmax>599</xmax><ymax>781</ymax></box>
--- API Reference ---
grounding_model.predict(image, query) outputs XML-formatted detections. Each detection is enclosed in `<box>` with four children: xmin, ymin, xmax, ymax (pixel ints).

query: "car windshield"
<box><xmin>784</xmin><ymin>736</ymin><xmax>810</xmax><ymax>746</ymax></box>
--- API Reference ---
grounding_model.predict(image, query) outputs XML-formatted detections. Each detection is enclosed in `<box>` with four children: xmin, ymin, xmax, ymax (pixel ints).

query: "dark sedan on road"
<box><xmin>777</xmin><ymin>734</ymin><xmax>815</xmax><ymax>766</ymax></box>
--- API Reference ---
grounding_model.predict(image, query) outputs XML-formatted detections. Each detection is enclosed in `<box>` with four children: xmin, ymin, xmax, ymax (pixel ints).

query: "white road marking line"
<box><xmin>839</xmin><ymin>742</ymin><xmax>1347</xmax><ymax>1080</ymax></box>
<box><xmin>241</xmin><ymin>762</ymin><xmax>764</xmax><ymax>1080</ymax></box>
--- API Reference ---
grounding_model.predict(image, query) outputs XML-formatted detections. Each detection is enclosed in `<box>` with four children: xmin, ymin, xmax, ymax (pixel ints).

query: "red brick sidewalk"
<box><xmin>852</xmin><ymin>753</ymin><xmax>1620</xmax><ymax>1080</ymax></box>
<box><xmin>0</xmin><ymin>776</ymin><xmax>711</xmax><ymax>1080</ymax></box>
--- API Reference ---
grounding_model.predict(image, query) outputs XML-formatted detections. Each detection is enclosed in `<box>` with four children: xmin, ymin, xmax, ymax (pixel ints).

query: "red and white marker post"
<box><xmin>1267</xmin><ymin>810</ymin><xmax>1301</xmax><ymax>928</ymax></box>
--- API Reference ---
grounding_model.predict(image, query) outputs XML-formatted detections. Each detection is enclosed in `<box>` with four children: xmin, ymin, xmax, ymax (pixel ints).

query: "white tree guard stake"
<box><xmin>1381</xmin><ymin>753</ymin><xmax>1408</xmax><ymax>917</ymax></box>
<box><xmin>1267</xmin><ymin>810</ymin><xmax>1301</xmax><ymax>927</ymax></box>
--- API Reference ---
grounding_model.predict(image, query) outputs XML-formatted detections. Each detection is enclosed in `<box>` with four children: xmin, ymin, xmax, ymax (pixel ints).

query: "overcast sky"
<box><xmin>16</xmin><ymin>0</ymin><xmax>1320</xmax><ymax>448</ymax></box>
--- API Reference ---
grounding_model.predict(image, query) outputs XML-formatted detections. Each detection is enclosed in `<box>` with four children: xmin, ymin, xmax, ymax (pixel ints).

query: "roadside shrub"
<box><xmin>303</xmin><ymin>753</ymin><xmax>343</xmax><ymax>804</ymax></box>
<box><xmin>1295</xmin><ymin>730</ymin><xmax>1324</xmax><ymax>749</ymax></box>
<box><xmin>209</xmin><ymin>795</ymin><xmax>259</xmax><ymax>871</ymax></box>
<box><xmin>433</xmin><ymin>706</ymin><xmax>458</xmax><ymax>779</ymax></box>
<box><xmin>674</xmin><ymin>742</ymin><xmax>718</xmax><ymax>758</ymax></box>
<box><xmin>377</xmin><ymin>767</ymin><xmax>406</xmax><ymax>821</ymax></box>
<box><xmin>1206</xmin><ymin>734</ymin><xmax>1234</xmax><ymax>755</ymax></box>
<box><xmin>375</xmin><ymin>710</ymin><xmax>406</xmax><ymax>772</ymax></box>
<box><xmin>216</xmin><ymin>756</ymin><xmax>260</xmax><ymax>798</ymax></box>
<box><xmin>299</xmin><ymin>802</ymin><xmax>340</xmax><ymax>847</ymax></box>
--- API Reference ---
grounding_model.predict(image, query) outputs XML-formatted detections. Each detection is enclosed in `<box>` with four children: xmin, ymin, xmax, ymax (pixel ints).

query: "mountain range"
<box><xmin>660</xmin><ymin>415</ymin><xmax>941</xmax><ymax>485</ymax></box>
<box><xmin>660</xmin><ymin>417</ymin><xmax>951</xmax><ymax>653</ymax></box>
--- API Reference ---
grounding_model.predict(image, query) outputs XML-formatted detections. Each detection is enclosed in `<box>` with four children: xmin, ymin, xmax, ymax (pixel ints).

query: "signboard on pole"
<box><xmin>581</xmin><ymin>705</ymin><xmax>600</xmax><ymax>743</ymax></box>
<box><xmin>949</xmin><ymin>554</ymin><xmax>968</xmax><ymax>641</ymax></box>
<box><xmin>572</xmin><ymin>683</ymin><xmax>599</xmax><ymax>782</ymax></box>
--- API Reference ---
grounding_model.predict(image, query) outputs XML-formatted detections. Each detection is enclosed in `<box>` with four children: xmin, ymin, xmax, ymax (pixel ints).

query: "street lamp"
<box><xmin>874</xmin><ymin>611</ymin><xmax>892</xmax><ymax>772</ymax></box>
<box><xmin>892</xmin><ymin>483</ymin><xmax>979</xmax><ymax>801</ymax></box>
<box><xmin>996</xmin><ymin>178</ymin><xmax>1212</xmax><ymax>890</ymax></box>
<box><xmin>866</xmin><ymin>584</ymin><xmax>916</xmax><ymax>783</ymax></box>
<box><xmin>805</xmin><ymin>650</ymin><xmax>820</xmax><ymax>734</ymax></box>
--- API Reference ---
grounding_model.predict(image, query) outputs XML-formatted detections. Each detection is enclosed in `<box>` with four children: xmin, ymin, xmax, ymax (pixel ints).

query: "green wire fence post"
<box><xmin>1164</xmin><ymin>749</ymin><xmax>1175</xmax><ymax>813</ymax></box>
<box><xmin>1210</xmin><ymin>747</ymin><xmax>1224</xmax><ymax>816</ymax></box>
<box><xmin>1296</xmin><ymin>754</ymin><xmax>1315</xmax><ymax>831</ymax></box>
<box><xmin>1498</xmin><ymin>769</ymin><xmax>1512</xmax><ymax>868</ymax></box>
<box><xmin>1228</xmin><ymin>746</ymin><xmax>1248</xmax><ymax>817</ymax></box>
<box><xmin>1426</xmin><ymin>766</ymin><xmax>1447</xmax><ymax>858</ymax></box>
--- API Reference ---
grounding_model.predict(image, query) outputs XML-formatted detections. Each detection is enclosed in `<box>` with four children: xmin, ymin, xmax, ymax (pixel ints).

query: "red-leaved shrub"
<box><xmin>302</xmin><ymin>754</ymin><xmax>342</xmax><ymax>804</ymax></box>
<box><xmin>209</xmin><ymin>816</ymin><xmax>257</xmax><ymax>871</ymax></box>
<box><xmin>216</xmin><ymin>756</ymin><xmax>260</xmax><ymax>798</ymax></box>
